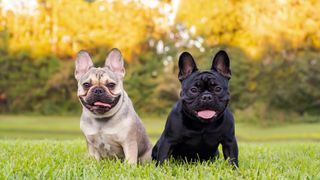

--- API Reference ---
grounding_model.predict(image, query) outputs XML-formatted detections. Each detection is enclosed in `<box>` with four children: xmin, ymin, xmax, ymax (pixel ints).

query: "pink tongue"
<box><xmin>94</xmin><ymin>102</ymin><xmax>111</xmax><ymax>108</ymax></box>
<box><xmin>197</xmin><ymin>110</ymin><xmax>216</xmax><ymax>119</ymax></box>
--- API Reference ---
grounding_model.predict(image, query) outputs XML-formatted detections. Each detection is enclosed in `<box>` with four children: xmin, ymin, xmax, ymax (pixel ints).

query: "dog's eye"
<box><xmin>106</xmin><ymin>83</ymin><xmax>116</xmax><ymax>90</ymax></box>
<box><xmin>214</xmin><ymin>87</ymin><xmax>222</xmax><ymax>93</ymax></box>
<box><xmin>190</xmin><ymin>87</ymin><xmax>198</xmax><ymax>93</ymax></box>
<box><xmin>83</xmin><ymin>82</ymin><xmax>91</xmax><ymax>89</ymax></box>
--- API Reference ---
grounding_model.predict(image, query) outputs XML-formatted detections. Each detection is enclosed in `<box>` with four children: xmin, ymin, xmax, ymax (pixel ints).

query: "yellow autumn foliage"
<box><xmin>177</xmin><ymin>0</ymin><xmax>320</xmax><ymax>59</ymax></box>
<box><xmin>1</xmin><ymin>0</ymin><xmax>166</xmax><ymax>61</ymax></box>
<box><xmin>1</xmin><ymin>0</ymin><xmax>319</xmax><ymax>61</ymax></box>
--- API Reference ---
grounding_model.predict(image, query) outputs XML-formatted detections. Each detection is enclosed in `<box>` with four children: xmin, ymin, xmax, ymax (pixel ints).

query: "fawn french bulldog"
<box><xmin>75</xmin><ymin>48</ymin><xmax>152</xmax><ymax>164</ymax></box>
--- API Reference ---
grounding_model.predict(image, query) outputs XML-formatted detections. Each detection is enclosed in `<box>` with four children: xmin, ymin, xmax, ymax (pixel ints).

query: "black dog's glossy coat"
<box><xmin>152</xmin><ymin>50</ymin><xmax>238</xmax><ymax>167</ymax></box>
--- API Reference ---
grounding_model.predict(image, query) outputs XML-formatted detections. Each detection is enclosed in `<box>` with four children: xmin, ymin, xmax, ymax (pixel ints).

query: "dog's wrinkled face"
<box><xmin>75</xmin><ymin>48</ymin><xmax>125</xmax><ymax>115</ymax></box>
<box><xmin>178</xmin><ymin>50</ymin><xmax>231</xmax><ymax>123</ymax></box>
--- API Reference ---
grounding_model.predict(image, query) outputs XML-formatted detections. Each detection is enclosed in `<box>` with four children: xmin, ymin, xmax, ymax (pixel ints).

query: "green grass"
<box><xmin>1</xmin><ymin>115</ymin><xmax>320</xmax><ymax>141</ymax></box>
<box><xmin>0</xmin><ymin>140</ymin><xmax>319</xmax><ymax>179</ymax></box>
<box><xmin>1</xmin><ymin>115</ymin><xmax>320</xmax><ymax>178</ymax></box>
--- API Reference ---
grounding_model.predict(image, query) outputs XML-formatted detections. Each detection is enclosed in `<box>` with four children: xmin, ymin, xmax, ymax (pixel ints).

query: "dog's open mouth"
<box><xmin>90</xmin><ymin>101</ymin><xmax>113</xmax><ymax>113</ymax></box>
<box><xmin>196</xmin><ymin>110</ymin><xmax>217</xmax><ymax>120</ymax></box>
<box><xmin>80</xmin><ymin>95</ymin><xmax>121</xmax><ymax>114</ymax></box>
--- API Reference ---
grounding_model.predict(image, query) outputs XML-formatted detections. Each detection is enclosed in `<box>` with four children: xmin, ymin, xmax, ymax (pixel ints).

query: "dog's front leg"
<box><xmin>87</xmin><ymin>143</ymin><xmax>101</xmax><ymax>160</ymax></box>
<box><xmin>122</xmin><ymin>141</ymin><xmax>138</xmax><ymax>165</ymax></box>
<box><xmin>221</xmin><ymin>136</ymin><xmax>239</xmax><ymax>168</ymax></box>
<box><xmin>156</xmin><ymin>138</ymin><xmax>173</xmax><ymax>165</ymax></box>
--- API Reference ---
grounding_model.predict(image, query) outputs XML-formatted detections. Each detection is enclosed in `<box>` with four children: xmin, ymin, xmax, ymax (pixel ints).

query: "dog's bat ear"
<box><xmin>105</xmin><ymin>48</ymin><xmax>125</xmax><ymax>78</ymax></box>
<box><xmin>211</xmin><ymin>50</ymin><xmax>231</xmax><ymax>79</ymax></box>
<box><xmin>178</xmin><ymin>52</ymin><xmax>198</xmax><ymax>82</ymax></box>
<box><xmin>75</xmin><ymin>50</ymin><xmax>94</xmax><ymax>81</ymax></box>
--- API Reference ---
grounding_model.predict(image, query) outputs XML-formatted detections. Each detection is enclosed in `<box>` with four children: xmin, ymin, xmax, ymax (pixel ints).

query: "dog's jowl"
<box><xmin>75</xmin><ymin>48</ymin><xmax>152</xmax><ymax>164</ymax></box>
<box><xmin>152</xmin><ymin>50</ymin><xmax>239</xmax><ymax>167</ymax></box>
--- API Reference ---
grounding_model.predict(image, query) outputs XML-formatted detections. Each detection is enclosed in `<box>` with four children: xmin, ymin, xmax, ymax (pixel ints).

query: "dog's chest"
<box><xmin>87</xmin><ymin>132</ymin><xmax>124</xmax><ymax>158</ymax></box>
<box><xmin>81</xmin><ymin>119</ymin><xmax>129</xmax><ymax>159</ymax></box>
<box><xmin>183</xmin><ymin>130</ymin><xmax>220</xmax><ymax>147</ymax></box>
<box><xmin>172</xmin><ymin>131</ymin><xmax>220</xmax><ymax>159</ymax></box>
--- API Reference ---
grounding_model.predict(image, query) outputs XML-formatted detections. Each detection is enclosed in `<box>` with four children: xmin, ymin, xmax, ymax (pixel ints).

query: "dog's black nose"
<box><xmin>201</xmin><ymin>93</ymin><xmax>213</xmax><ymax>102</ymax></box>
<box><xmin>93</xmin><ymin>87</ymin><xmax>105</xmax><ymax>95</ymax></box>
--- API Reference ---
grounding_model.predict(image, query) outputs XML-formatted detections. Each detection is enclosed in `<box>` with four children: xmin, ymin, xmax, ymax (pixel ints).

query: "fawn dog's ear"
<box><xmin>75</xmin><ymin>50</ymin><xmax>94</xmax><ymax>81</ymax></box>
<box><xmin>105</xmin><ymin>48</ymin><xmax>125</xmax><ymax>78</ymax></box>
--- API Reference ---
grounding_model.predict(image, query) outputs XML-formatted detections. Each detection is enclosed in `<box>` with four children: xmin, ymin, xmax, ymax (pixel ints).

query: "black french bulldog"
<box><xmin>152</xmin><ymin>50</ymin><xmax>238</xmax><ymax>167</ymax></box>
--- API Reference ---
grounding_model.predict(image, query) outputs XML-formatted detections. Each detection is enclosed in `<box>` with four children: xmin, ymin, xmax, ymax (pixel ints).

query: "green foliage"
<box><xmin>259</xmin><ymin>50</ymin><xmax>320</xmax><ymax>115</ymax></box>
<box><xmin>125</xmin><ymin>51</ymin><xmax>167</xmax><ymax>114</ymax></box>
<box><xmin>0</xmin><ymin>51</ymin><xmax>79</xmax><ymax>114</ymax></box>
<box><xmin>0</xmin><ymin>52</ymin><xmax>55</xmax><ymax>113</ymax></box>
<box><xmin>0</xmin><ymin>140</ymin><xmax>319</xmax><ymax>179</ymax></box>
<box><xmin>1</xmin><ymin>45</ymin><xmax>319</xmax><ymax>123</ymax></box>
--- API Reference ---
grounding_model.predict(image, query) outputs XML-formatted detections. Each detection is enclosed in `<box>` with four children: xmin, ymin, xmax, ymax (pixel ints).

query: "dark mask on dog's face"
<box><xmin>178</xmin><ymin>50</ymin><xmax>231</xmax><ymax>122</ymax></box>
<box><xmin>75</xmin><ymin>49</ymin><xmax>125</xmax><ymax>115</ymax></box>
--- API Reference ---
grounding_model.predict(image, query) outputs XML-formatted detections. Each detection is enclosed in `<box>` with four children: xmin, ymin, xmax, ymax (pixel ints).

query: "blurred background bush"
<box><xmin>0</xmin><ymin>0</ymin><xmax>319</xmax><ymax>125</ymax></box>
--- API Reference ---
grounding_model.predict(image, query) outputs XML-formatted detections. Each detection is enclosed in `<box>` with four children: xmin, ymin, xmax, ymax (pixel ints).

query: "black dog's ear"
<box><xmin>211</xmin><ymin>50</ymin><xmax>231</xmax><ymax>79</ymax></box>
<box><xmin>178</xmin><ymin>52</ymin><xmax>198</xmax><ymax>81</ymax></box>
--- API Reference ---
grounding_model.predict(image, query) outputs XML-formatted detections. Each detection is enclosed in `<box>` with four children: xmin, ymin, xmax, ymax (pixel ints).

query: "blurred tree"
<box><xmin>259</xmin><ymin>51</ymin><xmax>320</xmax><ymax>116</ymax></box>
<box><xmin>176</xmin><ymin>0</ymin><xmax>320</xmax><ymax>59</ymax></box>
<box><xmin>2</xmin><ymin>0</ymin><xmax>168</xmax><ymax>60</ymax></box>
<box><xmin>0</xmin><ymin>52</ymin><xmax>61</xmax><ymax>114</ymax></box>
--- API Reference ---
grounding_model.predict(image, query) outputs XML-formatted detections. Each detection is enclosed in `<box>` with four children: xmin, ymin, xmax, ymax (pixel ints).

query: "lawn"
<box><xmin>0</xmin><ymin>140</ymin><xmax>319</xmax><ymax>179</ymax></box>
<box><xmin>0</xmin><ymin>115</ymin><xmax>320</xmax><ymax>179</ymax></box>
